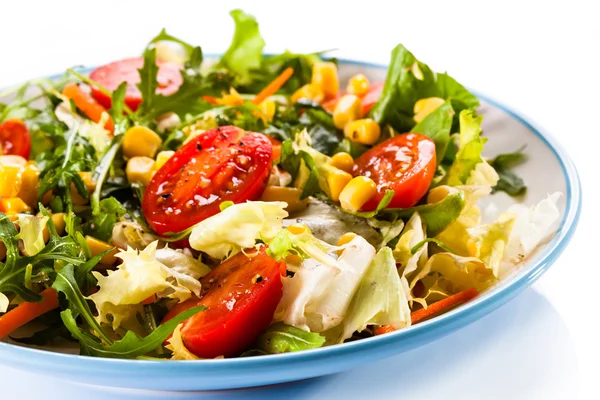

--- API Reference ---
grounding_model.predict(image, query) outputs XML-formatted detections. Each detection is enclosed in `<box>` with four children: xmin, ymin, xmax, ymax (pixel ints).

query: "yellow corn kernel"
<box><xmin>126</xmin><ymin>156</ymin><xmax>156</xmax><ymax>186</ymax></box>
<box><xmin>260</xmin><ymin>186</ymin><xmax>309</xmax><ymax>213</ymax></box>
<box><xmin>85</xmin><ymin>235</ymin><xmax>118</xmax><ymax>265</ymax></box>
<box><xmin>155</xmin><ymin>150</ymin><xmax>175</xmax><ymax>171</ymax></box>
<box><xmin>258</xmin><ymin>100</ymin><xmax>276</xmax><ymax>122</ymax></box>
<box><xmin>0</xmin><ymin>197</ymin><xmax>32</xmax><ymax>215</ymax></box>
<box><xmin>18</xmin><ymin>162</ymin><xmax>40</xmax><ymax>207</ymax></box>
<box><xmin>329</xmin><ymin>152</ymin><xmax>354</xmax><ymax>173</ymax></box>
<box><xmin>333</xmin><ymin>94</ymin><xmax>363</xmax><ymax>130</ymax></box>
<box><xmin>0</xmin><ymin>241</ymin><xmax>6</xmax><ymax>260</ymax></box>
<box><xmin>0</xmin><ymin>165</ymin><xmax>23</xmax><ymax>198</ymax></box>
<box><xmin>427</xmin><ymin>185</ymin><xmax>458</xmax><ymax>204</ymax></box>
<box><xmin>52</xmin><ymin>213</ymin><xmax>66</xmax><ymax>236</ymax></box>
<box><xmin>344</xmin><ymin>118</ymin><xmax>381</xmax><ymax>145</ymax></box>
<box><xmin>285</xmin><ymin>253</ymin><xmax>303</xmax><ymax>265</ymax></box>
<box><xmin>413</xmin><ymin>97</ymin><xmax>445</xmax><ymax>123</ymax></box>
<box><xmin>326</xmin><ymin>168</ymin><xmax>353</xmax><ymax>202</ymax></box>
<box><xmin>291</xmin><ymin>83</ymin><xmax>325</xmax><ymax>104</ymax></box>
<box><xmin>216</xmin><ymin>88</ymin><xmax>245</xmax><ymax>106</ymax></box>
<box><xmin>346</xmin><ymin>74</ymin><xmax>370</xmax><ymax>97</ymax></box>
<box><xmin>286</xmin><ymin>223</ymin><xmax>309</xmax><ymax>235</ymax></box>
<box><xmin>311</xmin><ymin>62</ymin><xmax>339</xmax><ymax>100</ymax></box>
<box><xmin>337</xmin><ymin>232</ymin><xmax>357</xmax><ymax>246</ymax></box>
<box><xmin>123</xmin><ymin>126</ymin><xmax>163</xmax><ymax>159</ymax></box>
<box><xmin>339</xmin><ymin>176</ymin><xmax>377</xmax><ymax>212</ymax></box>
<box><xmin>71</xmin><ymin>171</ymin><xmax>96</xmax><ymax>206</ymax></box>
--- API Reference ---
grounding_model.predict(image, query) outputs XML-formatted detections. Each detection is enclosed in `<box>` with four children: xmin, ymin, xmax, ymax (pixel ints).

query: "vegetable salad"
<box><xmin>0</xmin><ymin>9</ymin><xmax>559</xmax><ymax>359</ymax></box>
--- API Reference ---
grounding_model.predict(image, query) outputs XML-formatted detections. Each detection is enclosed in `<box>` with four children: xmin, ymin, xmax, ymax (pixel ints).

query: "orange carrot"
<box><xmin>252</xmin><ymin>67</ymin><xmax>294</xmax><ymax>105</ymax></box>
<box><xmin>410</xmin><ymin>288</ymin><xmax>478</xmax><ymax>324</ymax></box>
<box><xmin>0</xmin><ymin>288</ymin><xmax>59</xmax><ymax>339</ymax></box>
<box><xmin>375</xmin><ymin>288</ymin><xmax>479</xmax><ymax>335</ymax></box>
<box><xmin>62</xmin><ymin>83</ymin><xmax>114</xmax><ymax>133</ymax></box>
<box><xmin>141</xmin><ymin>294</ymin><xmax>157</xmax><ymax>305</ymax></box>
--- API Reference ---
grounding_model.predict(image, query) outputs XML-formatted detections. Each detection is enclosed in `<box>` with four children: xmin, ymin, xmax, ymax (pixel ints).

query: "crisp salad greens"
<box><xmin>0</xmin><ymin>9</ymin><xmax>560</xmax><ymax>360</ymax></box>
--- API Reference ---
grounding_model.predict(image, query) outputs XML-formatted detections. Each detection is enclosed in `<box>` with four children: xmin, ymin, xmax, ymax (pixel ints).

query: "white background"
<box><xmin>0</xmin><ymin>0</ymin><xmax>598</xmax><ymax>398</ymax></box>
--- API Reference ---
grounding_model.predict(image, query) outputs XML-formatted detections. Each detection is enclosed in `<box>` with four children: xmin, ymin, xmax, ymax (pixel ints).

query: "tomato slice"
<box><xmin>353</xmin><ymin>133</ymin><xmax>436</xmax><ymax>210</ymax></box>
<box><xmin>89</xmin><ymin>57</ymin><xmax>183</xmax><ymax>111</ymax></box>
<box><xmin>162</xmin><ymin>248</ymin><xmax>285</xmax><ymax>358</ymax></box>
<box><xmin>142</xmin><ymin>126</ymin><xmax>272</xmax><ymax>235</ymax></box>
<box><xmin>0</xmin><ymin>119</ymin><xmax>31</xmax><ymax>158</ymax></box>
<box><xmin>323</xmin><ymin>81</ymin><xmax>384</xmax><ymax>114</ymax></box>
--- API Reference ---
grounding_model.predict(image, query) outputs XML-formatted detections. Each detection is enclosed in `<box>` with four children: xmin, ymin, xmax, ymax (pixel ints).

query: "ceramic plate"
<box><xmin>0</xmin><ymin>59</ymin><xmax>582</xmax><ymax>391</ymax></box>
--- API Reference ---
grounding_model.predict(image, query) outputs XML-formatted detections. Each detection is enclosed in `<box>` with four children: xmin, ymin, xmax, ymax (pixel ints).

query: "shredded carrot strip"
<box><xmin>0</xmin><ymin>288</ymin><xmax>59</xmax><ymax>339</ymax></box>
<box><xmin>62</xmin><ymin>83</ymin><xmax>114</xmax><ymax>133</ymax></box>
<box><xmin>410</xmin><ymin>288</ymin><xmax>478</xmax><ymax>324</ymax></box>
<box><xmin>252</xmin><ymin>67</ymin><xmax>294</xmax><ymax>105</ymax></box>
<box><xmin>141</xmin><ymin>294</ymin><xmax>157</xmax><ymax>305</ymax></box>
<box><xmin>375</xmin><ymin>288</ymin><xmax>479</xmax><ymax>335</ymax></box>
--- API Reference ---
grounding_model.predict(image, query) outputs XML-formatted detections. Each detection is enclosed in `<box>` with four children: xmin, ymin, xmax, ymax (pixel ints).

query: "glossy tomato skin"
<box><xmin>89</xmin><ymin>57</ymin><xmax>182</xmax><ymax>111</ymax></box>
<box><xmin>0</xmin><ymin>119</ymin><xmax>31</xmax><ymax>158</ymax></box>
<box><xmin>163</xmin><ymin>248</ymin><xmax>285</xmax><ymax>358</ymax></box>
<box><xmin>353</xmin><ymin>133</ymin><xmax>436</xmax><ymax>210</ymax></box>
<box><xmin>142</xmin><ymin>126</ymin><xmax>272</xmax><ymax>235</ymax></box>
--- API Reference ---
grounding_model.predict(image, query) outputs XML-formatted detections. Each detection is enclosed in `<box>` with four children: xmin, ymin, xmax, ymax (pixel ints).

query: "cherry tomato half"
<box><xmin>323</xmin><ymin>81</ymin><xmax>384</xmax><ymax>114</ymax></box>
<box><xmin>89</xmin><ymin>57</ymin><xmax>183</xmax><ymax>111</ymax></box>
<box><xmin>142</xmin><ymin>126</ymin><xmax>272</xmax><ymax>235</ymax></box>
<box><xmin>353</xmin><ymin>133</ymin><xmax>436</xmax><ymax>210</ymax></box>
<box><xmin>0</xmin><ymin>119</ymin><xmax>31</xmax><ymax>158</ymax></box>
<box><xmin>162</xmin><ymin>248</ymin><xmax>285</xmax><ymax>358</ymax></box>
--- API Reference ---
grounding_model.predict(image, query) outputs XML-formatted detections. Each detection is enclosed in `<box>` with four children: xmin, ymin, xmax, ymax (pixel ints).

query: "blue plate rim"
<box><xmin>0</xmin><ymin>57</ymin><xmax>582</xmax><ymax>376</ymax></box>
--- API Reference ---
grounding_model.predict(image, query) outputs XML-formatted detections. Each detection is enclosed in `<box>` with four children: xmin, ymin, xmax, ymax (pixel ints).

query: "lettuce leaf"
<box><xmin>445</xmin><ymin>110</ymin><xmax>488</xmax><ymax>186</ymax></box>
<box><xmin>332</xmin><ymin>247</ymin><xmax>411</xmax><ymax>343</ymax></box>
<box><xmin>15</xmin><ymin>214</ymin><xmax>49</xmax><ymax>256</ymax></box>
<box><xmin>188</xmin><ymin>201</ymin><xmax>288</xmax><ymax>259</ymax></box>
<box><xmin>166</xmin><ymin>324</ymin><xmax>201</xmax><ymax>360</ymax></box>
<box><xmin>255</xmin><ymin>322</ymin><xmax>326</xmax><ymax>354</ymax></box>
<box><xmin>393</xmin><ymin>213</ymin><xmax>428</xmax><ymax>277</ymax></box>
<box><xmin>219</xmin><ymin>9</ymin><xmax>265</xmax><ymax>83</ymax></box>
<box><xmin>370</xmin><ymin>44</ymin><xmax>478</xmax><ymax>133</ymax></box>
<box><xmin>467</xmin><ymin>214</ymin><xmax>515</xmax><ymax>276</ymax></box>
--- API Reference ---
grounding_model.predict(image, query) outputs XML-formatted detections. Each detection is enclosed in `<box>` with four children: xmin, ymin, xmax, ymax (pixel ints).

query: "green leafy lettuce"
<box><xmin>254</xmin><ymin>322</ymin><xmax>326</xmax><ymax>354</ymax></box>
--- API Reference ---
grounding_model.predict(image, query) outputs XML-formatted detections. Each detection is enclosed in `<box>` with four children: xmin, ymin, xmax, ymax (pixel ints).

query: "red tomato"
<box><xmin>142</xmin><ymin>126</ymin><xmax>272</xmax><ymax>235</ymax></box>
<box><xmin>89</xmin><ymin>57</ymin><xmax>183</xmax><ymax>111</ymax></box>
<box><xmin>0</xmin><ymin>119</ymin><xmax>31</xmax><ymax>158</ymax></box>
<box><xmin>323</xmin><ymin>81</ymin><xmax>384</xmax><ymax>114</ymax></box>
<box><xmin>162</xmin><ymin>248</ymin><xmax>285</xmax><ymax>358</ymax></box>
<box><xmin>353</xmin><ymin>133</ymin><xmax>436</xmax><ymax>210</ymax></box>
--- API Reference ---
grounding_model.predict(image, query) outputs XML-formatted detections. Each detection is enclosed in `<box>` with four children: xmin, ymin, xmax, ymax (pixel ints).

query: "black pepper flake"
<box><xmin>196</xmin><ymin>143</ymin><xmax>203</xmax><ymax>151</ymax></box>
<box><xmin>161</xmin><ymin>193</ymin><xmax>171</xmax><ymax>199</ymax></box>
<box><xmin>253</xmin><ymin>274</ymin><xmax>263</xmax><ymax>283</ymax></box>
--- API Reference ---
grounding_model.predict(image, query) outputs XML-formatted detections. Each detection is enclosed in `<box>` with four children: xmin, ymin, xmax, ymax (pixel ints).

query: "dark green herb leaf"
<box><xmin>411</xmin><ymin>100</ymin><xmax>454</xmax><ymax>164</ymax></box>
<box><xmin>255</xmin><ymin>322</ymin><xmax>325</xmax><ymax>354</ymax></box>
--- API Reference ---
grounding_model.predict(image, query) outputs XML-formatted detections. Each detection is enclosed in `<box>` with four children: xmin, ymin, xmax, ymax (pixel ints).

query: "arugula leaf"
<box><xmin>279</xmin><ymin>140</ymin><xmax>320</xmax><ymax>199</ymax></box>
<box><xmin>254</xmin><ymin>322</ymin><xmax>325</xmax><ymax>354</ymax></box>
<box><xmin>411</xmin><ymin>99</ymin><xmax>454</xmax><ymax>164</ymax></box>
<box><xmin>219</xmin><ymin>9</ymin><xmax>265</xmax><ymax>83</ymax></box>
<box><xmin>378</xmin><ymin>191</ymin><xmax>466</xmax><ymax>237</ymax></box>
<box><xmin>60</xmin><ymin>306</ymin><xmax>204</xmax><ymax>359</ymax></box>
<box><xmin>410</xmin><ymin>238</ymin><xmax>454</xmax><ymax>255</ymax></box>
<box><xmin>491</xmin><ymin>147</ymin><xmax>527</xmax><ymax>196</ymax></box>
<box><xmin>370</xmin><ymin>44</ymin><xmax>478</xmax><ymax>133</ymax></box>
<box><xmin>335</xmin><ymin>138</ymin><xmax>368</xmax><ymax>158</ymax></box>
<box><xmin>85</xmin><ymin>197</ymin><xmax>127</xmax><ymax>242</ymax></box>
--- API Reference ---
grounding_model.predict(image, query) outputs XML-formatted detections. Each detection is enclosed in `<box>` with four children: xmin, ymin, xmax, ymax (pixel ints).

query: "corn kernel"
<box><xmin>258</xmin><ymin>100</ymin><xmax>276</xmax><ymax>122</ymax></box>
<box><xmin>339</xmin><ymin>176</ymin><xmax>377</xmax><ymax>212</ymax></box>
<box><xmin>329</xmin><ymin>152</ymin><xmax>354</xmax><ymax>173</ymax></box>
<box><xmin>326</xmin><ymin>168</ymin><xmax>353</xmax><ymax>202</ymax></box>
<box><xmin>123</xmin><ymin>126</ymin><xmax>163</xmax><ymax>159</ymax></box>
<box><xmin>346</xmin><ymin>74</ymin><xmax>370</xmax><ymax>97</ymax></box>
<box><xmin>413</xmin><ymin>97</ymin><xmax>445</xmax><ymax>123</ymax></box>
<box><xmin>85</xmin><ymin>235</ymin><xmax>118</xmax><ymax>265</ymax></box>
<box><xmin>216</xmin><ymin>88</ymin><xmax>245</xmax><ymax>106</ymax></box>
<box><xmin>333</xmin><ymin>94</ymin><xmax>363</xmax><ymax>130</ymax></box>
<box><xmin>18</xmin><ymin>162</ymin><xmax>40</xmax><ymax>207</ymax></box>
<box><xmin>344</xmin><ymin>118</ymin><xmax>381</xmax><ymax>145</ymax></box>
<box><xmin>0</xmin><ymin>155</ymin><xmax>27</xmax><ymax>167</ymax></box>
<box><xmin>126</xmin><ymin>156</ymin><xmax>156</xmax><ymax>186</ymax></box>
<box><xmin>0</xmin><ymin>165</ymin><xmax>23</xmax><ymax>198</ymax></box>
<box><xmin>291</xmin><ymin>83</ymin><xmax>325</xmax><ymax>104</ymax></box>
<box><xmin>260</xmin><ymin>186</ymin><xmax>308</xmax><ymax>213</ymax></box>
<box><xmin>0</xmin><ymin>197</ymin><xmax>32</xmax><ymax>214</ymax></box>
<box><xmin>52</xmin><ymin>213</ymin><xmax>66</xmax><ymax>236</ymax></box>
<box><xmin>285</xmin><ymin>253</ymin><xmax>303</xmax><ymax>265</ymax></box>
<box><xmin>155</xmin><ymin>150</ymin><xmax>175</xmax><ymax>171</ymax></box>
<box><xmin>312</xmin><ymin>62</ymin><xmax>339</xmax><ymax>100</ymax></box>
<box><xmin>71</xmin><ymin>171</ymin><xmax>96</xmax><ymax>206</ymax></box>
<box><xmin>287</xmin><ymin>223</ymin><xmax>309</xmax><ymax>235</ymax></box>
<box><xmin>337</xmin><ymin>232</ymin><xmax>357</xmax><ymax>246</ymax></box>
